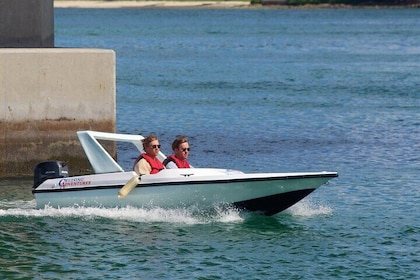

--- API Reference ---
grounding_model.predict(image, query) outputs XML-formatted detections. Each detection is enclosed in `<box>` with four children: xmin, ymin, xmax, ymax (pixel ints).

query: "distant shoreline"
<box><xmin>54</xmin><ymin>1</ymin><xmax>252</xmax><ymax>9</ymax></box>
<box><xmin>54</xmin><ymin>1</ymin><xmax>419</xmax><ymax>9</ymax></box>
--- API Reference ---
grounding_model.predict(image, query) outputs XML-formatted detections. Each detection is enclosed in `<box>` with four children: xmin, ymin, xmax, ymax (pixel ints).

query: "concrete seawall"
<box><xmin>0</xmin><ymin>0</ymin><xmax>54</xmax><ymax>47</ymax></box>
<box><xmin>0</xmin><ymin>48</ymin><xmax>116</xmax><ymax>177</ymax></box>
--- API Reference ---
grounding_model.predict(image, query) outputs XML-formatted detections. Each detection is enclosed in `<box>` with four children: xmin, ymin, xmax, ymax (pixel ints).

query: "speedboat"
<box><xmin>32</xmin><ymin>131</ymin><xmax>338</xmax><ymax>215</ymax></box>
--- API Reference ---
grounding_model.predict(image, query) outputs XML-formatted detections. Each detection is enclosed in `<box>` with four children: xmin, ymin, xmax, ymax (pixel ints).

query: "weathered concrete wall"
<box><xmin>0</xmin><ymin>49</ymin><xmax>116</xmax><ymax>177</ymax></box>
<box><xmin>0</xmin><ymin>0</ymin><xmax>54</xmax><ymax>47</ymax></box>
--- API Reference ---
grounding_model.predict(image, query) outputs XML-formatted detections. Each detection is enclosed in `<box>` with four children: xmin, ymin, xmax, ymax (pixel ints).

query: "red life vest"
<box><xmin>163</xmin><ymin>154</ymin><xmax>191</xmax><ymax>168</ymax></box>
<box><xmin>136</xmin><ymin>153</ymin><xmax>164</xmax><ymax>174</ymax></box>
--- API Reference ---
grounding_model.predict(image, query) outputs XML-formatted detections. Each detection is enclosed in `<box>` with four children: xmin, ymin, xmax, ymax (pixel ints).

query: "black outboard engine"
<box><xmin>33</xmin><ymin>161</ymin><xmax>69</xmax><ymax>188</ymax></box>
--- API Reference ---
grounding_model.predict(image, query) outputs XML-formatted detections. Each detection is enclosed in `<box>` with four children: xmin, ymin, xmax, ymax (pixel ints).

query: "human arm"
<box><xmin>165</xmin><ymin>161</ymin><xmax>178</xmax><ymax>169</ymax></box>
<box><xmin>134</xmin><ymin>158</ymin><xmax>152</xmax><ymax>175</ymax></box>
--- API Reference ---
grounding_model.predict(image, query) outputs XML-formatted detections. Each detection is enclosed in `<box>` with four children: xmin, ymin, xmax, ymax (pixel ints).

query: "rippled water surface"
<box><xmin>1</xmin><ymin>7</ymin><xmax>419</xmax><ymax>279</ymax></box>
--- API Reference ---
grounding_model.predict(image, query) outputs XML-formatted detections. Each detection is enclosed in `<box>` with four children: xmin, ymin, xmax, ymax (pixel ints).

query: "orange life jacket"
<box><xmin>163</xmin><ymin>154</ymin><xmax>191</xmax><ymax>168</ymax></box>
<box><xmin>134</xmin><ymin>153</ymin><xmax>164</xmax><ymax>174</ymax></box>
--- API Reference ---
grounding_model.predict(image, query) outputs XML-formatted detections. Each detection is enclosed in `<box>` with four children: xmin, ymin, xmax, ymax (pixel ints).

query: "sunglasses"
<box><xmin>150</xmin><ymin>144</ymin><xmax>161</xmax><ymax>149</ymax></box>
<box><xmin>181</xmin><ymin>148</ymin><xmax>190</xmax><ymax>152</ymax></box>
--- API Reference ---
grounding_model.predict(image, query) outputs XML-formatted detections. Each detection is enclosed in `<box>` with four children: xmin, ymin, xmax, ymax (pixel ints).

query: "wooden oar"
<box><xmin>118</xmin><ymin>175</ymin><xmax>140</xmax><ymax>198</ymax></box>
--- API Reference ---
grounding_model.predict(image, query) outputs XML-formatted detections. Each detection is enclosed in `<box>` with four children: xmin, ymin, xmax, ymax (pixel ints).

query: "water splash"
<box><xmin>285</xmin><ymin>198</ymin><xmax>332</xmax><ymax>218</ymax></box>
<box><xmin>0</xmin><ymin>198</ymin><xmax>331</xmax><ymax>222</ymax></box>
<box><xmin>0</xmin><ymin>200</ymin><xmax>243</xmax><ymax>224</ymax></box>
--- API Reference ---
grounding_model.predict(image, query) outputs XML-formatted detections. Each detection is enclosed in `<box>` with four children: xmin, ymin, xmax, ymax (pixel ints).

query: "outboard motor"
<box><xmin>33</xmin><ymin>161</ymin><xmax>69</xmax><ymax>188</ymax></box>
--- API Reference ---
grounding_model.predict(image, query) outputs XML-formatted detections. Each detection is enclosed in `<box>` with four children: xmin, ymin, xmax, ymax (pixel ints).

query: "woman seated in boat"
<box><xmin>163</xmin><ymin>136</ymin><xmax>192</xmax><ymax>169</ymax></box>
<box><xmin>133</xmin><ymin>135</ymin><xmax>165</xmax><ymax>175</ymax></box>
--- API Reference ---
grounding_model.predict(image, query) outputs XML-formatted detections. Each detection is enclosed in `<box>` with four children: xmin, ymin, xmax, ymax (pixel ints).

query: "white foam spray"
<box><xmin>0</xmin><ymin>199</ymin><xmax>243</xmax><ymax>224</ymax></box>
<box><xmin>285</xmin><ymin>198</ymin><xmax>332</xmax><ymax>218</ymax></box>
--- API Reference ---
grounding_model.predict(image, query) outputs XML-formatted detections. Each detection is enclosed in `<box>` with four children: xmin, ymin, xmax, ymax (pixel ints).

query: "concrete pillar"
<box><xmin>0</xmin><ymin>49</ymin><xmax>116</xmax><ymax>177</ymax></box>
<box><xmin>0</xmin><ymin>0</ymin><xmax>54</xmax><ymax>47</ymax></box>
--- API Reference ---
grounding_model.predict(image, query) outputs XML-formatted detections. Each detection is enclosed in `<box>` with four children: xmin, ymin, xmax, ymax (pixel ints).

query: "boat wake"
<box><xmin>0</xmin><ymin>198</ymin><xmax>332</xmax><ymax>224</ymax></box>
<box><xmin>0</xmin><ymin>199</ymin><xmax>244</xmax><ymax>224</ymax></box>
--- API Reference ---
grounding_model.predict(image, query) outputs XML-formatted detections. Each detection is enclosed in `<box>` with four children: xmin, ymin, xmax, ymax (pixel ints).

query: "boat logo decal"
<box><xmin>58</xmin><ymin>178</ymin><xmax>92</xmax><ymax>188</ymax></box>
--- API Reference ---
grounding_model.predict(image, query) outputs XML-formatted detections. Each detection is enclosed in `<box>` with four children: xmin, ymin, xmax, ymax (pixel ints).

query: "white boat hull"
<box><xmin>33</xmin><ymin>169</ymin><xmax>337</xmax><ymax>215</ymax></box>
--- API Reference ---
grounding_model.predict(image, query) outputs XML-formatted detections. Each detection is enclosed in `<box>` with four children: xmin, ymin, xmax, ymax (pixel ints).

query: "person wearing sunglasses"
<box><xmin>163</xmin><ymin>136</ymin><xmax>192</xmax><ymax>169</ymax></box>
<box><xmin>133</xmin><ymin>135</ymin><xmax>165</xmax><ymax>175</ymax></box>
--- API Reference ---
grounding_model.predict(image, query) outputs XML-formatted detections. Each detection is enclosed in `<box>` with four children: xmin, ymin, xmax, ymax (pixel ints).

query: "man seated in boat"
<box><xmin>133</xmin><ymin>135</ymin><xmax>165</xmax><ymax>175</ymax></box>
<box><xmin>163</xmin><ymin>136</ymin><xmax>192</xmax><ymax>169</ymax></box>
